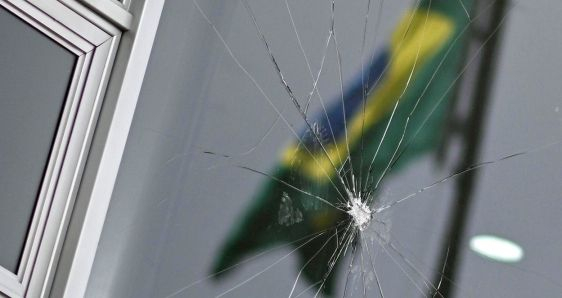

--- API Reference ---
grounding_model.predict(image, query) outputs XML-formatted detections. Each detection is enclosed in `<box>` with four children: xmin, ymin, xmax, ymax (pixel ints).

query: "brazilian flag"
<box><xmin>212</xmin><ymin>0</ymin><xmax>473</xmax><ymax>296</ymax></box>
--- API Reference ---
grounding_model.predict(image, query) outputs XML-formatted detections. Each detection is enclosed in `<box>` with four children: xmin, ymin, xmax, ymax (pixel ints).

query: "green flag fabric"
<box><xmin>212</xmin><ymin>1</ymin><xmax>473</xmax><ymax>296</ymax></box>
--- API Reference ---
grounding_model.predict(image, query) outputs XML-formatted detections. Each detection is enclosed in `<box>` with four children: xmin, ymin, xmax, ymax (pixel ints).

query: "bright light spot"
<box><xmin>469</xmin><ymin>234</ymin><xmax>524</xmax><ymax>263</ymax></box>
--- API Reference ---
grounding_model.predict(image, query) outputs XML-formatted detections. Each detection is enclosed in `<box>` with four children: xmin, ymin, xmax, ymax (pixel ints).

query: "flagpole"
<box><xmin>431</xmin><ymin>0</ymin><xmax>509</xmax><ymax>296</ymax></box>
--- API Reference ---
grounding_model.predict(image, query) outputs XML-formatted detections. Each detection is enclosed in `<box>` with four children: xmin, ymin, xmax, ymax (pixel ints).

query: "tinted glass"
<box><xmin>0</xmin><ymin>6</ymin><xmax>75</xmax><ymax>273</ymax></box>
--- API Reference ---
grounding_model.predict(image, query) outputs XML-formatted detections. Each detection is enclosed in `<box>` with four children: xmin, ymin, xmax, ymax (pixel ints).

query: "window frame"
<box><xmin>0</xmin><ymin>0</ymin><xmax>162</xmax><ymax>297</ymax></box>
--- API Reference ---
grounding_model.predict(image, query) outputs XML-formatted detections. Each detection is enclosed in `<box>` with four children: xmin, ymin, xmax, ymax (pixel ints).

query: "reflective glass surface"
<box><xmin>89</xmin><ymin>1</ymin><xmax>562</xmax><ymax>297</ymax></box>
<box><xmin>0</xmin><ymin>6</ymin><xmax>75</xmax><ymax>273</ymax></box>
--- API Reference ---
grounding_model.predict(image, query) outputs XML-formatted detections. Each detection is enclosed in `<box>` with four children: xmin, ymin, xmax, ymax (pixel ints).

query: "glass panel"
<box><xmin>88</xmin><ymin>1</ymin><xmax>562</xmax><ymax>297</ymax></box>
<box><xmin>0</xmin><ymin>6</ymin><xmax>75</xmax><ymax>273</ymax></box>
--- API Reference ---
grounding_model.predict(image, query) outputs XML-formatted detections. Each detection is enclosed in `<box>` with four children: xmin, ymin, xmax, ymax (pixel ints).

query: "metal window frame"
<box><xmin>0</xmin><ymin>0</ymin><xmax>164</xmax><ymax>297</ymax></box>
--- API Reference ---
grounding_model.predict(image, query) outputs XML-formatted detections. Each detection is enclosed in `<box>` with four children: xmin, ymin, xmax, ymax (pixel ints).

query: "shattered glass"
<box><xmin>88</xmin><ymin>0</ymin><xmax>562</xmax><ymax>297</ymax></box>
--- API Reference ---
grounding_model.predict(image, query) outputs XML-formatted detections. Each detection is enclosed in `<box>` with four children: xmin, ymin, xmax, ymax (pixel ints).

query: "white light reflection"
<box><xmin>469</xmin><ymin>234</ymin><xmax>524</xmax><ymax>263</ymax></box>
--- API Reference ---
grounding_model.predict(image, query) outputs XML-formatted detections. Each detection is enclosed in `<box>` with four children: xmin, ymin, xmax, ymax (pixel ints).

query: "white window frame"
<box><xmin>0</xmin><ymin>0</ymin><xmax>164</xmax><ymax>297</ymax></box>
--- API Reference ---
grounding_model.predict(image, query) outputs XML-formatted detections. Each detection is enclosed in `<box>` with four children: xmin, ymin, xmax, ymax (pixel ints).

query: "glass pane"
<box><xmin>0</xmin><ymin>6</ymin><xmax>75</xmax><ymax>273</ymax></box>
<box><xmin>88</xmin><ymin>1</ymin><xmax>562</xmax><ymax>297</ymax></box>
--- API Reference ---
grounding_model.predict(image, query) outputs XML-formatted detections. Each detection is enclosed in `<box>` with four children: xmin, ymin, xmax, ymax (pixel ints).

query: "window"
<box><xmin>0</xmin><ymin>0</ymin><xmax>157</xmax><ymax>296</ymax></box>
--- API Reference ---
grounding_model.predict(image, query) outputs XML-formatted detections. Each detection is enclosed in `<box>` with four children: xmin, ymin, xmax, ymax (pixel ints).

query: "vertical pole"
<box><xmin>431</xmin><ymin>0</ymin><xmax>509</xmax><ymax>296</ymax></box>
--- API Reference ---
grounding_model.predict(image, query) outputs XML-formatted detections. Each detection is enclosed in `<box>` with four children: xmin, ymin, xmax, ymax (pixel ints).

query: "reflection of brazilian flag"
<box><xmin>212</xmin><ymin>1</ymin><xmax>473</xmax><ymax>296</ymax></box>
